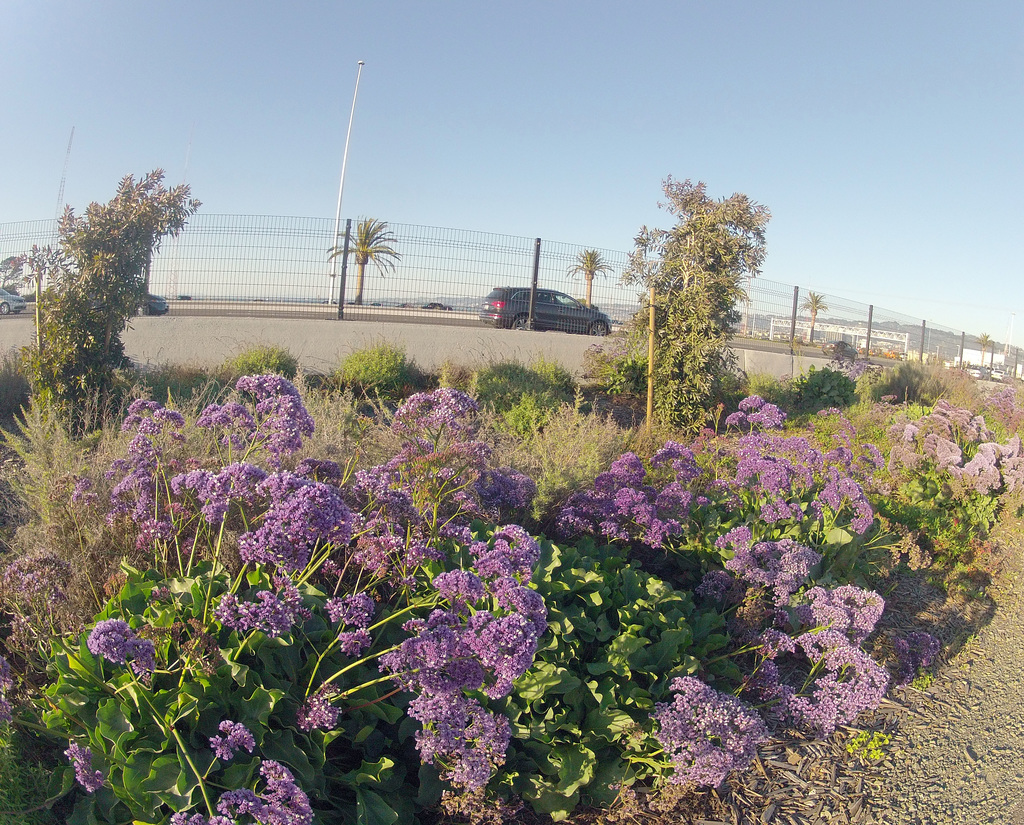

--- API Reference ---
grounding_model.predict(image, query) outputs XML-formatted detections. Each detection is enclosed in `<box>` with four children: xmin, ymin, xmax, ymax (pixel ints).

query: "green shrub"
<box><xmin>0</xmin><ymin>727</ymin><xmax>62</xmax><ymax>824</ymax></box>
<box><xmin>135</xmin><ymin>364</ymin><xmax>226</xmax><ymax>407</ymax></box>
<box><xmin>742</xmin><ymin>370</ymin><xmax>795</xmax><ymax>408</ymax></box>
<box><xmin>335</xmin><ymin>342</ymin><xmax>414</xmax><ymax>399</ymax></box>
<box><xmin>472</xmin><ymin>359</ymin><xmax>576</xmax><ymax>438</ymax></box>
<box><xmin>220</xmin><ymin>344</ymin><xmax>299</xmax><ymax>380</ymax></box>
<box><xmin>794</xmin><ymin>366</ymin><xmax>856</xmax><ymax>412</ymax></box>
<box><xmin>861</xmin><ymin>362</ymin><xmax>981</xmax><ymax>409</ymax></box>
<box><xmin>0</xmin><ymin>349</ymin><xmax>30</xmax><ymax>425</ymax></box>
<box><xmin>583</xmin><ymin>339</ymin><xmax>647</xmax><ymax>396</ymax></box>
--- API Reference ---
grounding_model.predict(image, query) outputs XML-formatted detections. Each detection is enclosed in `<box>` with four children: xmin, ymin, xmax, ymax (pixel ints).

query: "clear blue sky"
<box><xmin>2</xmin><ymin>1</ymin><xmax>1021</xmax><ymax>337</ymax></box>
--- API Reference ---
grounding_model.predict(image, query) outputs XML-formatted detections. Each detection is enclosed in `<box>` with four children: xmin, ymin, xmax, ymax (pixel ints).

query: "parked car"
<box><xmin>966</xmin><ymin>366</ymin><xmax>989</xmax><ymax>380</ymax></box>
<box><xmin>0</xmin><ymin>288</ymin><xmax>26</xmax><ymax>315</ymax></box>
<box><xmin>821</xmin><ymin>340</ymin><xmax>858</xmax><ymax>361</ymax></box>
<box><xmin>990</xmin><ymin>368</ymin><xmax>1006</xmax><ymax>382</ymax></box>
<box><xmin>141</xmin><ymin>294</ymin><xmax>169</xmax><ymax>316</ymax></box>
<box><xmin>421</xmin><ymin>302</ymin><xmax>453</xmax><ymax>311</ymax></box>
<box><xmin>479</xmin><ymin>286</ymin><xmax>611</xmax><ymax>336</ymax></box>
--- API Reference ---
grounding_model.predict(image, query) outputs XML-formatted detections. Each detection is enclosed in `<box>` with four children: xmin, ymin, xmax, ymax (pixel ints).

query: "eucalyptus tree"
<box><xmin>328</xmin><ymin>218</ymin><xmax>402</xmax><ymax>306</ymax></box>
<box><xmin>624</xmin><ymin>177</ymin><xmax>770</xmax><ymax>431</ymax></box>
<box><xmin>801</xmin><ymin>292</ymin><xmax>828</xmax><ymax>343</ymax></box>
<box><xmin>23</xmin><ymin>170</ymin><xmax>199</xmax><ymax>429</ymax></box>
<box><xmin>567</xmin><ymin>248</ymin><xmax>613</xmax><ymax>306</ymax></box>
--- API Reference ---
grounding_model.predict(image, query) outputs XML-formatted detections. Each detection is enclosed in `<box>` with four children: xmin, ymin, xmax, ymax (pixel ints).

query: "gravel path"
<box><xmin>867</xmin><ymin>542</ymin><xmax>1024</xmax><ymax>825</ymax></box>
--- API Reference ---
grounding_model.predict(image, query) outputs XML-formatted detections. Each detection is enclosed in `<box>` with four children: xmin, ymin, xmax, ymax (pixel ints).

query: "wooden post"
<box><xmin>646</xmin><ymin>286</ymin><xmax>655</xmax><ymax>437</ymax></box>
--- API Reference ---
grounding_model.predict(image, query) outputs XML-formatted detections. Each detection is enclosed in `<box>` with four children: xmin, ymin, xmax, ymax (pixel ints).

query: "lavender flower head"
<box><xmin>234</xmin><ymin>374</ymin><xmax>315</xmax><ymax>465</ymax></box>
<box><xmin>407</xmin><ymin>693</ymin><xmax>511</xmax><ymax>790</ymax></box>
<box><xmin>654</xmin><ymin>676</ymin><xmax>768</xmax><ymax>787</ymax></box>
<box><xmin>121</xmin><ymin>398</ymin><xmax>185</xmax><ymax>437</ymax></box>
<box><xmin>325</xmin><ymin>592</ymin><xmax>375</xmax><ymax>628</ymax></box>
<box><xmin>784</xmin><ymin>630</ymin><xmax>890</xmax><ymax>736</ymax></box>
<box><xmin>87</xmin><ymin>619</ymin><xmax>156</xmax><ymax>679</ymax></box>
<box><xmin>798</xmin><ymin>585</ymin><xmax>885</xmax><ymax>645</ymax></box>
<box><xmin>726</xmin><ymin>395</ymin><xmax>787</xmax><ymax>431</ymax></box>
<box><xmin>893</xmin><ymin>631</ymin><xmax>941</xmax><ymax>687</ymax></box>
<box><xmin>392</xmin><ymin>388</ymin><xmax>480</xmax><ymax>440</ymax></box>
<box><xmin>209</xmin><ymin>720</ymin><xmax>256</xmax><ymax>761</ymax></box>
<box><xmin>238</xmin><ymin>474</ymin><xmax>354</xmax><ymax>572</ymax></box>
<box><xmin>0</xmin><ymin>655</ymin><xmax>12</xmax><ymax>724</ymax></box>
<box><xmin>296</xmin><ymin>687</ymin><xmax>341</xmax><ymax>732</ymax></box>
<box><xmin>214</xmin><ymin>580</ymin><xmax>309</xmax><ymax>639</ymax></box>
<box><xmin>217</xmin><ymin>759</ymin><xmax>313</xmax><ymax>825</ymax></box>
<box><xmin>724</xmin><ymin>538</ymin><xmax>822</xmax><ymax>606</ymax></box>
<box><xmin>65</xmin><ymin>743</ymin><xmax>104</xmax><ymax>792</ymax></box>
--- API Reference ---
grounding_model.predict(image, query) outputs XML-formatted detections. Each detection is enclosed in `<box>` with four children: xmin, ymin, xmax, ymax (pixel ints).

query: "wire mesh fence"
<box><xmin>0</xmin><ymin>214</ymin><xmax>1014</xmax><ymax>369</ymax></box>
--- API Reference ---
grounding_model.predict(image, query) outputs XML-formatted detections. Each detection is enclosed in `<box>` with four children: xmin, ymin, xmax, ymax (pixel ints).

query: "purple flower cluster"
<box><xmin>238</xmin><ymin>474</ymin><xmax>354</xmax><ymax>572</ymax></box>
<box><xmin>171</xmin><ymin>462</ymin><xmax>269</xmax><ymax>526</ymax></box>
<box><xmin>210</xmin><ymin>720</ymin><xmax>256</xmax><ymax>761</ymax></box>
<box><xmin>475</xmin><ymin>466</ymin><xmax>537</xmax><ymax>518</ymax></box>
<box><xmin>196</xmin><ymin>400</ymin><xmax>258</xmax><ymax>452</ymax></box>
<box><xmin>121</xmin><ymin>399</ymin><xmax>186</xmax><ymax>438</ymax></box>
<box><xmin>556</xmin><ymin>451</ymin><xmax>694</xmax><ymax>549</ymax></box>
<box><xmin>377</xmin><ymin>527</ymin><xmax>545</xmax><ymax>789</ymax></box>
<box><xmin>215</xmin><ymin>579</ymin><xmax>309</xmax><ymax>639</ymax></box>
<box><xmin>392</xmin><ymin>388</ymin><xmax>480</xmax><ymax>441</ymax></box>
<box><xmin>725</xmin><ymin>395</ymin><xmax>787</xmax><ymax>431</ymax></box>
<box><xmin>65</xmin><ymin>743</ymin><xmax>104</xmax><ymax>792</ymax></box>
<box><xmin>0</xmin><ymin>655</ymin><xmax>12</xmax><ymax>724</ymax></box>
<box><xmin>718</xmin><ymin>527</ymin><xmax>822</xmax><ymax>606</ymax></box>
<box><xmin>216</xmin><ymin>759</ymin><xmax>313</xmax><ymax>825</ymax></box>
<box><xmin>408</xmin><ymin>693</ymin><xmax>512</xmax><ymax>790</ymax></box>
<box><xmin>797</xmin><ymin>585</ymin><xmax>885</xmax><ymax>645</ymax></box>
<box><xmin>2</xmin><ymin>551</ymin><xmax>72</xmax><ymax>608</ymax></box>
<box><xmin>653</xmin><ymin>676</ymin><xmax>768</xmax><ymax>787</ymax></box>
<box><xmin>782</xmin><ymin>629</ymin><xmax>890</xmax><ymax>736</ymax></box>
<box><xmin>234</xmin><ymin>375</ymin><xmax>315</xmax><ymax>467</ymax></box>
<box><xmin>87</xmin><ymin>619</ymin><xmax>156</xmax><ymax>679</ymax></box>
<box><xmin>893</xmin><ymin>631</ymin><xmax>941</xmax><ymax>687</ymax></box>
<box><xmin>296</xmin><ymin>686</ymin><xmax>341</xmax><ymax>732</ymax></box>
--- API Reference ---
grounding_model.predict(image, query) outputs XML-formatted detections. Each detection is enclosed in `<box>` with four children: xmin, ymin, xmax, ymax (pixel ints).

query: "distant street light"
<box><xmin>330</xmin><ymin>60</ymin><xmax>365</xmax><ymax>278</ymax></box>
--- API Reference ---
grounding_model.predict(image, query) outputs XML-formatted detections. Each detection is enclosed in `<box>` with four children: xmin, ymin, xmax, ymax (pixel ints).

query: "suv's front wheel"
<box><xmin>0</xmin><ymin>303</ymin><xmax>9</xmax><ymax>315</ymax></box>
<box><xmin>589</xmin><ymin>320</ymin><xmax>610</xmax><ymax>336</ymax></box>
<box><xmin>511</xmin><ymin>315</ymin><xmax>530</xmax><ymax>330</ymax></box>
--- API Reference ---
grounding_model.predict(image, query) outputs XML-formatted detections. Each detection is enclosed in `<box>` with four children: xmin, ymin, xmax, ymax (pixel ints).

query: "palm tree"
<box><xmin>328</xmin><ymin>218</ymin><xmax>401</xmax><ymax>306</ymax></box>
<box><xmin>567</xmin><ymin>249</ymin><xmax>613</xmax><ymax>307</ymax></box>
<box><xmin>977</xmin><ymin>333</ymin><xmax>993</xmax><ymax>367</ymax></box>
<box><xmin>801</xmin><ymin>291</ymin><xmax>828</xmax><ymax>343</ymax></box>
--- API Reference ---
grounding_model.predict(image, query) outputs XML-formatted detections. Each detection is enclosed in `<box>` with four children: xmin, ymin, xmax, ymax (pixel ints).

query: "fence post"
<box><xmin>528</xmin><ymin>238</ymin><xmax>541</xmax><ymax>329</ymax></box>
<box><xmin>646</xmin><ymin>286</ymin><xmax>655</xmax><ymax>437</ymax></box>
<box><xmin>865</xmin><ymin>305</ymin><xmax>873</xmax><ymax>355</ymax></box>
<box><xmin>789</xmin><ymin>286</ymin><xmax>800</xmax><ymax>351</ymax></box>
<box><xmin>336</xmin><ymin>219</ymin><xmax>351</xmax><ymax>320</ymax></box>
<box><xmin>919</xmin><ymin>319</ymin><xmax>926</xmax><ymax>362</ymax></box>
<box><xmin>958</xmin><ymin>332</ymin><xmax>965</xmax><ymax>368</ymax></box>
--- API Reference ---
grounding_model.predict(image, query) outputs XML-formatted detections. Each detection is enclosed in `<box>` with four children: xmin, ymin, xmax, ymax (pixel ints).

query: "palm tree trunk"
<box><xmin>354</xmin><ymin>262</ymin><xmax>366</xmax><ymax>306</ymax></box>
<box><xmin>809</xmin><ymin>311</ymin><xmax>817</xmax><ymax>343</ymax></box>
<box><xmin>585</xmin><ymin>275</ymin><xmax>593</xmax><ymax>307</ymax></box>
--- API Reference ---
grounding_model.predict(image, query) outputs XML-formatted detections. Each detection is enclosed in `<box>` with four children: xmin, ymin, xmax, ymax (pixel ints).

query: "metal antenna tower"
<box><xmin>55</xmin><ymin>127</ymin><xmax>75</xmax><ymax>220</ymax></box>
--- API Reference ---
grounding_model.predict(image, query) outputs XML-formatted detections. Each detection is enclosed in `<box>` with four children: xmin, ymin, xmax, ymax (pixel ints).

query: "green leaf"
<box><xmin>515</xmin><ymin>662</ymin><xmax>582</xmax><ymax>702</ymax></box>
<box><xmin>355</xmin><ymin>788</ymin><xmax>400</xmax><ymax>825</ymax></box>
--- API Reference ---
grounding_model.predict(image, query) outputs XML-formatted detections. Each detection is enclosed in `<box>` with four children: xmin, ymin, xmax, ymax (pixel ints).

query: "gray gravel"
<box><xmin>867</xmin><ymin>549</ymin><xmax>1024</xmax><ymax>825</ymax></box>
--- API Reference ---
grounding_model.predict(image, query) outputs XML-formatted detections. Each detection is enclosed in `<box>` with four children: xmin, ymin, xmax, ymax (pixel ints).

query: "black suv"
<box><xmin>141</xmin><ymin>294</ymin><xmax>169</xmax><ymax>316</ymax></box>
<box><xmin>480</xmin><ymin>287</ymin><xmax>611</xmax><ymax>336</ymax></box>
<box><xmin>821</xmin><ymin>340</ymin><xmax>857</xmax><ymax>360</ymax></box>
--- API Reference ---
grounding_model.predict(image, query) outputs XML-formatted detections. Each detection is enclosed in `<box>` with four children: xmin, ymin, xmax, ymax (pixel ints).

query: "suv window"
<box><xmin>553</xmin><ymin>293</ymin><xmax>579</xmax><ymax>308</ymax></box>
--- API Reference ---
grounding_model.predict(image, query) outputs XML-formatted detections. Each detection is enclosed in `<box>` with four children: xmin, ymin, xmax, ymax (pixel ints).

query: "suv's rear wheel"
<box><xmin>589</xmin><ymin>320</ymin><xmax>610</xmax><ymax>336</ymax></box>
<box><xmin>511</xmin><ymin>315</ymin><xmax>530</xmax><ymax>330</ymax></box>
<box><xmin>0</xmin><ymin>303</ymin><xmax>9</xmax><ymax>315</ymax></box>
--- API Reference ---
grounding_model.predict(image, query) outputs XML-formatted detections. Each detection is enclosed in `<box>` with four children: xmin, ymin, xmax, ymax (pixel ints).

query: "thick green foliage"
<box><xmin>20</xmin><ymin>172</ymin><xmax>199</xmax><ymax>431</ymax></box>
<box><xmin>794</xmin><ymin>366</ymin><xmax>856</xmax><ymax>412</ymax></box>
<box><xmin>472</xmin><ymin>360</ymin><xmax>576</xmax><ymax>439</ymax></box>
<box><xmin>624</xmin><ymin>178</ymin><xmax>770</xmax><ymax>433</ymax></box>
<box><xmin>495</xmin><ymin>536</ymin><xmax>728</xmax><ymax>818</ymax></box>
<box><xmin>336</xmin><ymin>343</ymin><xmax>414</xmax><ymax>399</ymax></box>
<box><xmin>43</xmin><ymin>563</ymin><xmax>420</xmax><ymax>825</ymax></box>
<box><xmin>221</xmin><ymin>345</ymin><xmax>299</xmax><ymax>380</ymax></box>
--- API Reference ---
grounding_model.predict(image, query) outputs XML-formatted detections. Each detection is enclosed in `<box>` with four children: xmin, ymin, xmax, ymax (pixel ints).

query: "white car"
<box><xmin>990</xmin><ymin>368</ymin><xmax>1006</xmax><ymax>381</ymax></box>
<box><xmin>0</xmin><ymin>288</ymin><xmax>26</xmax><ymax>315</ymax></box>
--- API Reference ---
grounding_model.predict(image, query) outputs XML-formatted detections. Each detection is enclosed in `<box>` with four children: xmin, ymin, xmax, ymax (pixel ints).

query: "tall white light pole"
<box><xmin>330</xmin><ymin>60</ymin><xmax>365</xmax><ymax>278</ymax></box>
